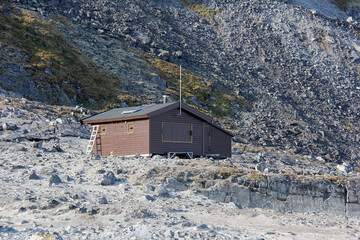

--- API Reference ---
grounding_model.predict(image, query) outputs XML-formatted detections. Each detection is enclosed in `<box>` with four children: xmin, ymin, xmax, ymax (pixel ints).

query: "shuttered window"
<box><xmin>99</xmin><ymin>125</ymin><xmax>107</xmax><ymax>135</ymax></box>
<box><xmin>162</xmin><ymin>122</ymin><xmax>192</xmax><ymax>143</ymax></box>
<box><xmin>127</xmin><ymin>123</ymin><xmax>134</xmax><ymax>134</ymax></box>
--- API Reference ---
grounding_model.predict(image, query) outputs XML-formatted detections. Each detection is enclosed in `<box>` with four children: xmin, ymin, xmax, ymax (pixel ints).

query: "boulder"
<box><xmin>256</xmin><ymin>163</ymin><xmax>270</xmax><ymax>172</ymax></box>
<box><xmin>336</xmin><ymin>164</ymin><xmax>351</xmax><ymax>174</ymax></box>
<box><xmin>174</xmin><ymin>51</ymin><xmax>182</xmax><ymax>58</ymax></box>
<box><xmin>157</xmin><ymin>49</ymin><xmax>170</xmax><ymax>61</ymax></box>
<box><xmin>197</xmin><ymin>224</ymin><xmax>209</xmax><ymax>230</ymax></box>
<box><xmin>100</xmin><ymin>171</ymin><xmax>116</xmax><ymax>186</ymax></box>
<box><xmin>99</xmin><ymin>196</ymin><xmax>108</xmax><ymax>204</ymax></box>
<box><xmin>29</xmin><ymin>171</ymin><xmax>41</xmax><ymax>180</ymax></box>
<box><xmin>51</xmin><ymin>144</ymin><xmax>64</xmax><ymax>153</ymax></box>
<box><xmin>49</xmin><ymin>174</ymin><xmax>62</xmax><ymax>185</ymax></box>
<box><xmin>155</xmin><ymin>185</ymin><xmax>170</xmax><ymax>197</ymax></box>
<box><xmin>2</xmin><ymin>122</ymin><xmax>18</xmax><ymax>131</ymax></box>
<box><xmin>166</xmin><ymin>177</ymin><xmax>187</xmax><ymax>191</ymax></box>
<box><xmin>144</xmin><ymin>195</ymin><xmax>155</xmax><ymax>201</ymax></box>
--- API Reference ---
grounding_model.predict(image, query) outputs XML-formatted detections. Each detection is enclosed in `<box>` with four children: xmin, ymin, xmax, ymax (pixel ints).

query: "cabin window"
<box><xmin>99</xmin><ymin>125</ymin><xmax>107</xmax><ymax>135</ymax></box>
<box><xmin>127</xmin><ymin>123</ymin><xmax>134</xmax><ymax>134</ymax></box>
<box><xmin>162</xmin><ymin>122</ymin><xmax>193</xmax><ymax>143</ymax></box>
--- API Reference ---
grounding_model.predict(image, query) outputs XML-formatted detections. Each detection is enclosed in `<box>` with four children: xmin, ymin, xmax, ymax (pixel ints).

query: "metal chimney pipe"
<box><xmin>163</xmin><ymin>95</ymin><xmax>168</xmax><ymax>104</ymax></box>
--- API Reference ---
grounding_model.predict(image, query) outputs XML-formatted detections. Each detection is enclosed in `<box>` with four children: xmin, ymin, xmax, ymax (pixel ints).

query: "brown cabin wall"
<box><xmin>149</xmin><ymin>108</ymin><xmax>232</xmax><ymax>157</ymax></box>
<box><xmin>149</xmin><ymin>109</ymin><xmax>204</xmax><ymax>156</ymax></box>
<box><xmin>207</xmin><ymin>126</ymin><xmax>232</xmax><ymax>157</ymax></box>
<box><xmin>92</xmin><ymin>119</ymin><xmax>150</xmax><ymax>156</ymax></box>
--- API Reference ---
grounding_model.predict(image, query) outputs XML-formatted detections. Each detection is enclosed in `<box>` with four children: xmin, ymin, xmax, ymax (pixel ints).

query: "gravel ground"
<box><xmin>0</xmin><ymin>139</ymin><xmax>359</xmax><ymax>239</ymax></box>
<box><xmin>0</xmin><ymin>97</ymin><xmax>359</xmax><ymax>239</ymax></box>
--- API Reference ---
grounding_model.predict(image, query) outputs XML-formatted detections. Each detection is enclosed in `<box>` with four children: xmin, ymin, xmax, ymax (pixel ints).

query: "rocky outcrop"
<box><xmin>347</xmin><ymin>178</ymin><xmax>360</xmax><ymax>217</ymax></box>
<box><xmin>160</xmin><ymin>162</ymin><xmax>359</xmax><ymax>217</ymax></box>
<box><xmin>197</xmin><ymin>175</ymin><xmax>349</xmax><ymax>216</ymax></box>
<box><xmin>0</xmin><ymin>97</ymin><xmax>92</xmax><ymax>144</ymax></box>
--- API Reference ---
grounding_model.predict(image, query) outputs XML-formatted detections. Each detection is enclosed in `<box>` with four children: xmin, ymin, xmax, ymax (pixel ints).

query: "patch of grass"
<box><xmin>0</xmin><ymin>2</ymin><xmax>120</xmax><ymax>109</ymax></box>
<box><xmin>191</xmin><ymin>4</ymin><xmax>221</xmax><ymax>18</ymax></box>
<box><xmin>142</xmin><ymin>54</ymin><xmax>251</xmax><ymax>120</ymax></box>
<box><xmin>331</xmin><ymin>0</ymin><xmax>360</xmax><ymax>11</ymax></box>
<box><xmin>179</xmin><ymin>0</ymin><xmax>221</xmax><ymax>18</ymax></box>
<box><xmin>343</xmin><ymin>125</ymin><xmax>359</xmax><ymax>131</ymax></box>
<box><xmin>179</xmin><ymin>0</ymin><xmax>194</xmax><ymax>6</ymax></box>
<box><xmin>213</xmin><ymin>168</ymin><xmax>243</xmax><ymax>179</ymax></box>
<box><xmin>249</xmin><ymin>171</ymin><xmax>264</xmax><ymax>180</ymax></box>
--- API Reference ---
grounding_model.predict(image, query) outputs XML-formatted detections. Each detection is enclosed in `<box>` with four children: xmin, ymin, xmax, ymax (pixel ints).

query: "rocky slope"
<box><xmin>281</xmin><ymin>0</ymin><xmax>349</xmax><ymax>20</ymax></box>
<box><xmin>2</xmin><ymin>0</ymin><xmax>360</xmax><ymax>163</ymax></box>
<box><xmin>0</xmin><ymin>96</ymin><xmax>360</xmax><ymax>239</ymax></box>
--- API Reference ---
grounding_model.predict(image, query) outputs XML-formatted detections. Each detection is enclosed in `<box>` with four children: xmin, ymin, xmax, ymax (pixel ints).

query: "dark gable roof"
<box><xmin>82</xmin><ymin>102</ymin><xmax>176</xmax><ymax>123</ymax></box>
<box><xmin>81</xmin><ymin>102</ymin><xmax>233</xmax><ymax>137</ymax></box>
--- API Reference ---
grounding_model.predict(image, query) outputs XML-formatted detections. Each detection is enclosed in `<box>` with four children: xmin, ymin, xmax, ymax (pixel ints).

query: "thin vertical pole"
<box><xmin>179</xmin><ymin>65</ymin><xmax>182</xmax><ymax>115</ymax></box>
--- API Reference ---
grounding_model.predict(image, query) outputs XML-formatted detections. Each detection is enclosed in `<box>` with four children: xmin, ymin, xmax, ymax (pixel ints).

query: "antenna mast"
<box><xmin>179</xmin><ymin>65</ymin><xmax>182</xmax><ymax>115</ymax></box>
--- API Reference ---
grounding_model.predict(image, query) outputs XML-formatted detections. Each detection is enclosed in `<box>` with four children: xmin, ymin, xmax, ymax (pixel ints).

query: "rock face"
<box><xmin>155</xmin><ymin>159</ymin><xmax>360</xmax><ymax>218</ymax></box>
<box><xmin>198</xmin><ymin>175</ymin><xmax>347</xmax><ymax>216</ymax></box>
<box><xmin>5</xmin><ymin>0</ymin><xmax>360</xmax><ymax>163</ymax></box>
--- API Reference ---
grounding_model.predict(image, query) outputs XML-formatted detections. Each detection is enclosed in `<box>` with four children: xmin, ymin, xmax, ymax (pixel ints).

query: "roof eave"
<box><xmin>147</xmin><ymin>102</ymin><xmax>234</xmax><ymax>137</ymax></box>
<box><xmin>82</xmin><ymin>114</ymin><xmax>149</xmax><ymax>124</ymax></box>
<box><xmin>180</xmin><ymin>104</ymin><xmax>234</xmax><ymax>137</ymax></box>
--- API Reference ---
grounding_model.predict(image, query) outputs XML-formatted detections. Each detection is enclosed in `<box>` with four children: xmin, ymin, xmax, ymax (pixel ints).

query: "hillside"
<box><xmin>2</xmin><ymin>0</ymin><xmax>360</xmax><ymax>162</ymax></box>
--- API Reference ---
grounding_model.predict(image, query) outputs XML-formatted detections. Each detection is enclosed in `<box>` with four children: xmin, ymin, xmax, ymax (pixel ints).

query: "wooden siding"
<box><xmin>162</xmin><ymin>122</ymin><xmax>192</xmax><ymax>143</ymax></box>
<box><xmin>92</xmin><ymin>119</ymin><xmax>150</xmax><ymax>156</ymax></box>
<box><xmin>150</xmin><ymin>108</ymin><xmax>232</xmax><ymax>157</ymax></box>
<box><xmin>206</xmin><ymin>125</ymin><xmax>232</xmax><ymax>157</ymax></box>
<box><xmin>150</xmin><ymin>109</ymin><xmax>204</xmax><ymax>155</ymax></box>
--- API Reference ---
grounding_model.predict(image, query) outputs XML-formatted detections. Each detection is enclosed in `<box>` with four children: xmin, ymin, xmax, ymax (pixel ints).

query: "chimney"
<box><xmin>163</xmin><ymin>95</ymin><xmax>169</xmax><ymax>104</ymax></box>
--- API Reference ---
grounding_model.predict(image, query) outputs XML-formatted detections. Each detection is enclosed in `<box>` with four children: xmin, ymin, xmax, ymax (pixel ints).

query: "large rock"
<box><xmin>166</xmin><ymin>177</ymin><xmax>187</xmax><ymax>191</ymax></box>
<box><xmin>100</xmin><ymin>171</ymin><xmax>116</xmax><ymax>186</ymax></box>
<box><xmin>2</xmin><ymin>122</ymin><xmax>18</xmax><ymax>131</ymax></box>
<box><xmin>49</xmin><ymin>174</ymin><xmax>62</xmax><ymax>185</ymax></box>
<box><xmin>154</xmin><ymin>185</ymin><xmax>170</xmax><ymax>197</ymax></box>
<box><xmin>29</xmin><ymin>171</ymin><xmax>41</xmax><ymax>180</ymax></box>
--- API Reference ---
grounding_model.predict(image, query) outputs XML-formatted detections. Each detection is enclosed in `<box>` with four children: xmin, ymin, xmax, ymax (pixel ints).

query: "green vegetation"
<box><xmin>142</xmin><ymin>55</ymin><xmax>251</xmax><ymax>120</ymax></box>
<box><xmin>331</xmin><ymin>0</ymin><xmax>360</xmax><ymax>11</ymax></box>
<box><xmin>0</xmin><ymin>2</ymin><xmax>119</xmax><ymax>108</ymax></box>
<box><xmin>179</xmin><ymin>0</ymin><xmax>221</xmax><ymax>18</ymax></box>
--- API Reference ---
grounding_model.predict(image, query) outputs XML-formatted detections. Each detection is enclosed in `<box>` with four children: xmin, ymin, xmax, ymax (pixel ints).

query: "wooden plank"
<box><xmin>150</xmin><ymin>109</ymin><xmax>203</xmax><ymax>156</ymax></box>
<box><xmin>92</xmin><ymin>119</ymin><xmax>150</xmax><ymax>156</ymax></box>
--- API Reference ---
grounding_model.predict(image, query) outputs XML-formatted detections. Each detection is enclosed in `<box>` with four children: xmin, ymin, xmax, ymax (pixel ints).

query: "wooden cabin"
<box><xmin>81</xmin><ymin>102</ymin><xmax>233</xmax><ymax>158</ymax></box>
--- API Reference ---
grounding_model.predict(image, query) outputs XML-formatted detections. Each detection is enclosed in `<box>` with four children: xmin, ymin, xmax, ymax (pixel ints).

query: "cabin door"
<box><xmin>203</xmin><ymin>124</ymin><xmax>211</xmax><ymax>154</ymax></box>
